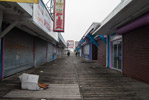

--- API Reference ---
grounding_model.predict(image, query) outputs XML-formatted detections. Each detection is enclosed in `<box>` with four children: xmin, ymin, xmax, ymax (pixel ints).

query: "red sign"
<box><xmin>53</xmin><ymin>0</ymin><xmax>65</xmax><ymax>32</ymax></box>
<box><xmin>67</xmin><ymin>40</ymin><xmax>74</xmax><ymax>48</ymax></box>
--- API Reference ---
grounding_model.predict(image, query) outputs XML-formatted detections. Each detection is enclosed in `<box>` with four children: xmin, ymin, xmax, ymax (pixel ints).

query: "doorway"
<box><xmin>112</xmin><ymin>39</ymin><xmax>122</xmax><ymax>71</ymax></box>
<box><xmin>92</xmin><ymin>43</ymin><xmax>97</xmax><ymax>60</ymax></box>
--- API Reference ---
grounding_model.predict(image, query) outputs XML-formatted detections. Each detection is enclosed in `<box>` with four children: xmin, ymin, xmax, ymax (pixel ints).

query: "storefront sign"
<box><xmin>0</xmin><ymin>0</ymin><xmax>39</xmax><ymax>3</ymax></box>
<box><xmin>33</xmin><ymin>0</ymin><xmax>58</xmax><ymax>41</ymax></box>
<box><xmin>67</xmin><ymin>40</ymin><xmax>74</xmax><ymax>48</ymax></box>
<box><xmin>53</xmin><ymin>0</ymin><xmax>65</xmax><ymax>32</ymax></box>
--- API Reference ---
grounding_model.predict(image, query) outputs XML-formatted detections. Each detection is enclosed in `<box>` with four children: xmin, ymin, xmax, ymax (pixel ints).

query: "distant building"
<box><xmin>75</xmin><ymin>41</ymin><xmax>79</xmax><ymax>48</ymax></box>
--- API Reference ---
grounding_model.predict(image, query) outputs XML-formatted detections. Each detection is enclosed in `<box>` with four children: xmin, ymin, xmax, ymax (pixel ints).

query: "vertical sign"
<box><xmin>53</xmin><ymin>0</ymin><xmax>65</xmax><ymax>32</ymax></box>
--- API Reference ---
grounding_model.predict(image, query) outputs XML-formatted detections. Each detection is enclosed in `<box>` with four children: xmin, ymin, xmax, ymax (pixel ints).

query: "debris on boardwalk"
<box><xmin>19</xmin><ymin>73</ymin><xmax>48</xmax><ymax>91</ymax></box>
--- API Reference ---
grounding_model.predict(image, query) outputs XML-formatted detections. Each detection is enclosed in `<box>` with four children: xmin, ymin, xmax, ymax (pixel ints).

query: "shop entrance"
<box><xmin>112</xmin><ymin>39</ymin><xmax>122</xmax><ymax>71</ymax></box>
<box><xmin>92</xmin><ymin>43</ymin><xmax>97</xmax><ymax>60</ymax></box>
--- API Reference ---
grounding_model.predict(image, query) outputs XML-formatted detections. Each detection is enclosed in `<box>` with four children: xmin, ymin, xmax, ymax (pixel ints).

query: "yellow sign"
<box><xmin>0</xmin><ymin>0</ymin><xmax>39</xmax><ymax>3</ymax></box>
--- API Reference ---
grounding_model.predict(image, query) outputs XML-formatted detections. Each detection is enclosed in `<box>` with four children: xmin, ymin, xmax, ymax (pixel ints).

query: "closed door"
<box><xmin>112</xmin><ymin>40</ymin><xmax>122</xmax><ymax>70</ymax></box>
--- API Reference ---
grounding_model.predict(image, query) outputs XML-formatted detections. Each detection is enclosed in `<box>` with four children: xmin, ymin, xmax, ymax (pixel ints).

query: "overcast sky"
<box><xmin>43</xmin><ymin>0</ymin><xmax>121</xmax><ymax>42</ymax></box>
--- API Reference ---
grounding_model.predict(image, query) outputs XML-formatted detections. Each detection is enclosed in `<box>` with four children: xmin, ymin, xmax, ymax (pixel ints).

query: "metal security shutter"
<box><xmin>4</xmin><ymin>28</ymin><xmax>34</xmax><ymax>77</ymax></box>
<box><xmin>123</xmin><ymin>26</ymin><xmax>149</xmax><ymax>83</ymax></box>
<box><xmin>48</xmin><ymin>43</ymin><xmax>53</xmax><ymax>62</ymax></box>
<box><xmin>83</xmin><ymin>44</ymin><xmax>89</xmax><ymax>55</ymax></box>
<box><xmin>35</xmin><ymin>37</ymin><xmax>46</xmax><ymax>66</ymax></box>
<box><xmin>53</xmin><ymin>46</ymin><xmax>57</xmax><ymax>60</ymax></box>
<box><xmin>97</xmin><ymin>40</ymin><xmax>106</xmax><ymax>66</ymax></box>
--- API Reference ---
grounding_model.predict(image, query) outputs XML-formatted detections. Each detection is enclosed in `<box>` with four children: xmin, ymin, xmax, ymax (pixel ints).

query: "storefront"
<box><xmin>110</xmin><ymin>35</ymin><xmax>122</xmax><ymax>71</ymax></box>
<box><xmin>92</xmin><ymin>0</ymin><xmax>149</xmax><ymax>83</ymax></box>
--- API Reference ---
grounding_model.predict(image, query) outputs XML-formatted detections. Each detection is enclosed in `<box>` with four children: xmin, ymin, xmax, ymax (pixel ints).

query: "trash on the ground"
<box><xmin>38</xmin><ymin>83</ymin><xmax>48</xmax><ymax>89</ymax></box>
<box><xmin>53</xmin><ymin>64</ymin><xmax>56</xmax><ymax>66</ymax></box>
<box><xmin>40</xmin><ymin>71</ymin><xmax>44</xmax><ymax>73</ymax></box>
<box><xmin>41</xmin><ymin>99</ymin><xmax>46</xmax><ymax>100</ymax></box>
<box><xmin>90</xmin><ymin>66</ymin><xmax>97</xmax><ymax>69</ymax></box>
<box><xmin>19</xmin><ymin>73</ymin><xmax>48</xmax><ymax>91</ymax></box>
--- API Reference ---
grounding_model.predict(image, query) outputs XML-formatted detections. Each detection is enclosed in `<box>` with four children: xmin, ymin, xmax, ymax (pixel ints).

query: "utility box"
<box><xmin>19</xmin><ymin>73</ymin><xmax>42</xmax><ymax>90</ymax></box>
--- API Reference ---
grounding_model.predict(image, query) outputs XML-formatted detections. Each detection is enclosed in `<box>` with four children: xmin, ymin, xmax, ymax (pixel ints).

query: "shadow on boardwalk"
<box><xmin>0</xmin><ymin>55</ymin><xmax>149</xmax><ymax>100</ymax></box>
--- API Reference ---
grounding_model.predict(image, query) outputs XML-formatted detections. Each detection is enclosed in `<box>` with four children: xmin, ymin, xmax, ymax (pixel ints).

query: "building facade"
<box><xmin>0</xmin><ymin>1</ymin><xmax>66</xmax><ymax>79</ymax></box>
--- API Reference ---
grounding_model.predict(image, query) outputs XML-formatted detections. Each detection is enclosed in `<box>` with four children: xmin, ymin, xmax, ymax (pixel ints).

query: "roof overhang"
<box><xmin>57</xmin><ymin>33</ymin><xmax>67</xmax><ymax>48</ymax></box>
<box><xmin>0</xmin><ymin>1</ymin><xmax>59</xmax><ymax>43</ymax></box>
<box><xmin>93</xmin><ymin>0</ymin><xmax>149</xmax><ymax>35</ymax></box>
<box><xmin>83</xmin><ymin>22</ymin><xmax>100</xmax><ymax>39</ymax></box>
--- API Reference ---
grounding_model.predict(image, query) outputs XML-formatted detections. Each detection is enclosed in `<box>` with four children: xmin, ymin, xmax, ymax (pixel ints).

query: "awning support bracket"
<box><xmin>99</xmin><ymin>35</ymin><xmax>107</xmax><ymax>44</ymax></box>
<box><xmin>0</xmin><ymin>21</ymin><xmax>18</xmax><ymax>38</ymax></box>
<box><xmin>87</xmin><ymin>34</ymin><xmax>98</xmax><ymax>47</ymax></box>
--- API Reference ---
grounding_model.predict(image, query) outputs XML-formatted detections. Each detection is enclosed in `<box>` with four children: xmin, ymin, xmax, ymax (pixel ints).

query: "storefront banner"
<box><xmin>53</xmin><ymin>0</ymin><xmax>65</xmax><ymax>32</ymax></box>
<box><xmin>0</xmin><ymin>0</ymin><xmax>39</xmax><ymax>3</ymax></box>
<box><xmin>33</xmin><ymin>0</ymin><xmax>58</xmax><ymax>41</ymax></box>
<box><xmin>67</xmin><ymin>40</ymin><xmax>74</xmax><ymax>48</ymax></box>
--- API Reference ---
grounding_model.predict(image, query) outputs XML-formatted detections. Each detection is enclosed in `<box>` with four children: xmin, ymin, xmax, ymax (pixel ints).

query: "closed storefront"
<box><xmin>34</xmin><ymin>37</ymin><xmax>47</xmax><ymax>66</ymax></box>
<box><xmin>97</xmin><ymin>40</ymin><xmax>106</xmax><ymax>66</ymax></box>
<box><xmin>58</xmin><ymin>48</ymin><xmax>63</xmax><ymax>58</ymax></box>
<box><xmin>92</xmin><ymin>43</ymin><xmax>98</xmax><ymax>60</ymax></box>
<box><xmin>4</xmin><ymin>28</ymin><xmax>34</xmax><ymax>77</ymax></box>
<box><xmin>83</xmin><ymin>44</ymin><xmax>89</xmax><ymax>58</ymax></box>
<box><xmin>123</xmin><ymin>26</ymin><xmax>149</xmax><ymax>83</ymax></box>
<box><xmin>109</xmin><ymin>35</ymin><xmax>122</xmax><ymax>72</ymax></box>
<box><xmin>53</xmin><ymin>45</ymin><xmax>57</xmax><ymax>60</ymax></box>
<box><xmin>47</xmin><ymin>43</ymin><xmax>53</xmax><ymax>62</ymax></box>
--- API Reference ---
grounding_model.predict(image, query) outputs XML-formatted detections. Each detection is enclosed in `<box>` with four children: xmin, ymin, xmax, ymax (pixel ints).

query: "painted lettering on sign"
<box><xmin>53</xmin><ymin>0</ymin><xmax>65</xmax><ymax>32</ymax></box>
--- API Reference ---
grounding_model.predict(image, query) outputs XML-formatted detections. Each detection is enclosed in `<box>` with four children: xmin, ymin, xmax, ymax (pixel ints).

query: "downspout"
<box><xmin>89</xmin><ymin>40</ymin><xmax>92</xmax><ymax>61</ymax></box>
<box><xmin>46</xmin><ymin>42</ymin><xmax>48</xmax><ymax>62</ymax></box>
<box><xmin>33</xmin><ymin>37</ymin><xmax>36</xmax><ymax>67</ymax></box>
<box><xmin>107</xmin><ymin>35</ymin><xmax>110</xmax><ymax>68</ymax></box>
<box><xmin>1</xmin><ymin>38</ymin><xmax>4</xmax><ymax>79</ymax></box>
<box><xmin>52</xmin><ymin>45</ymin><xmax>54</xmax><ymax>60</ymax></box>
<box><xmin>0</xmin><ymin>9</ymin><xmax>3</xmax><ymax>79</ymax></box>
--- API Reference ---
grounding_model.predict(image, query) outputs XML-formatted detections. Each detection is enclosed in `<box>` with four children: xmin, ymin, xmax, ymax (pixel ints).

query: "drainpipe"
<box><xmin>89</xmin><ymin>40</ymin><xmax>92</xmax><ymax>61</ymax></box>
<box><xmin>46</xmin><ymin>42</ymin><xmax>48</xmax><ymax>62</ymax></box>
<box><xmin>33</xmin><ymin>37</ymin><xmax>36</xmax><ymax>67</ymax></box>
<box><xmin>107</xmin><ymin>35</ymin><xmax>110</xmax><ymax>68</ymax></box>
<box><xmin>0</xmin><ymin>9</ymin><xmax>3</xmax><ymax>79</ymax></box>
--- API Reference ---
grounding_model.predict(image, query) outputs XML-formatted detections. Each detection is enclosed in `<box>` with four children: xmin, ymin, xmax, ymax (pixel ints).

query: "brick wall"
<box><xmin>123</xmin><ymin>26</ymin><xmax>149</xmax><ymax>83</ymax></box>
<box><xmin>97</xmin><ymin>40</ymin><xmax>106</xmax><ymax>66</ymax></box>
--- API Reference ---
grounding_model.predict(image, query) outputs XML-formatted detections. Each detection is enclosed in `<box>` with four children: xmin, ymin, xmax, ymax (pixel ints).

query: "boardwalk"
<box><xmin>0</xmin><ymin>55</ymin><xmax>149</xmax><ymax>100</ymax></box>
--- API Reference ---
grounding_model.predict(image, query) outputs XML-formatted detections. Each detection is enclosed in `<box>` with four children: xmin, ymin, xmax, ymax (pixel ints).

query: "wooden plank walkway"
<box><xmin>0</xmin><ymin>55</ymin><xmax>149</xmax><ymax>100</ymax></box>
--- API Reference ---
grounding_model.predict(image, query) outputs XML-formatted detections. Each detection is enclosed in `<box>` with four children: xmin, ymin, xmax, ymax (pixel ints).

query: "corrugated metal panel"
<box><xmin>35</xmin><ymin>37</ymin><xmax>46</xmax><ymax>66</ymax></box>
<box><xmin>4</xmin><ymin>28</ymin><xmax>34</xmax><ymax>77</ymax></box>
<box><xmin>52</xmin><ymin>45</ymin><xmax>57</xmax><ymax>60</ymax></box>
<box><xmin>58</xmin><ymin>48</ymin><xmax>61</xmax><ymax>58</ymax></box>
<box><xmin>47</xmin><ymin>43</ymin><xmax>52</xmax><ymax>62</ymax></box>
<box><xmin>83</xmin><ymin>44</ymin><xmax>89</xmax><ymax>55</ymax></box>
<box><xmin>123</xmin><ymin>26</ymin><xmax>149</xmax><ymax>83</ymax></box>
<box><xmin>98</xmin><ymin>40</ymin><xmax>106</xmax><ymax>66</ymax></box>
